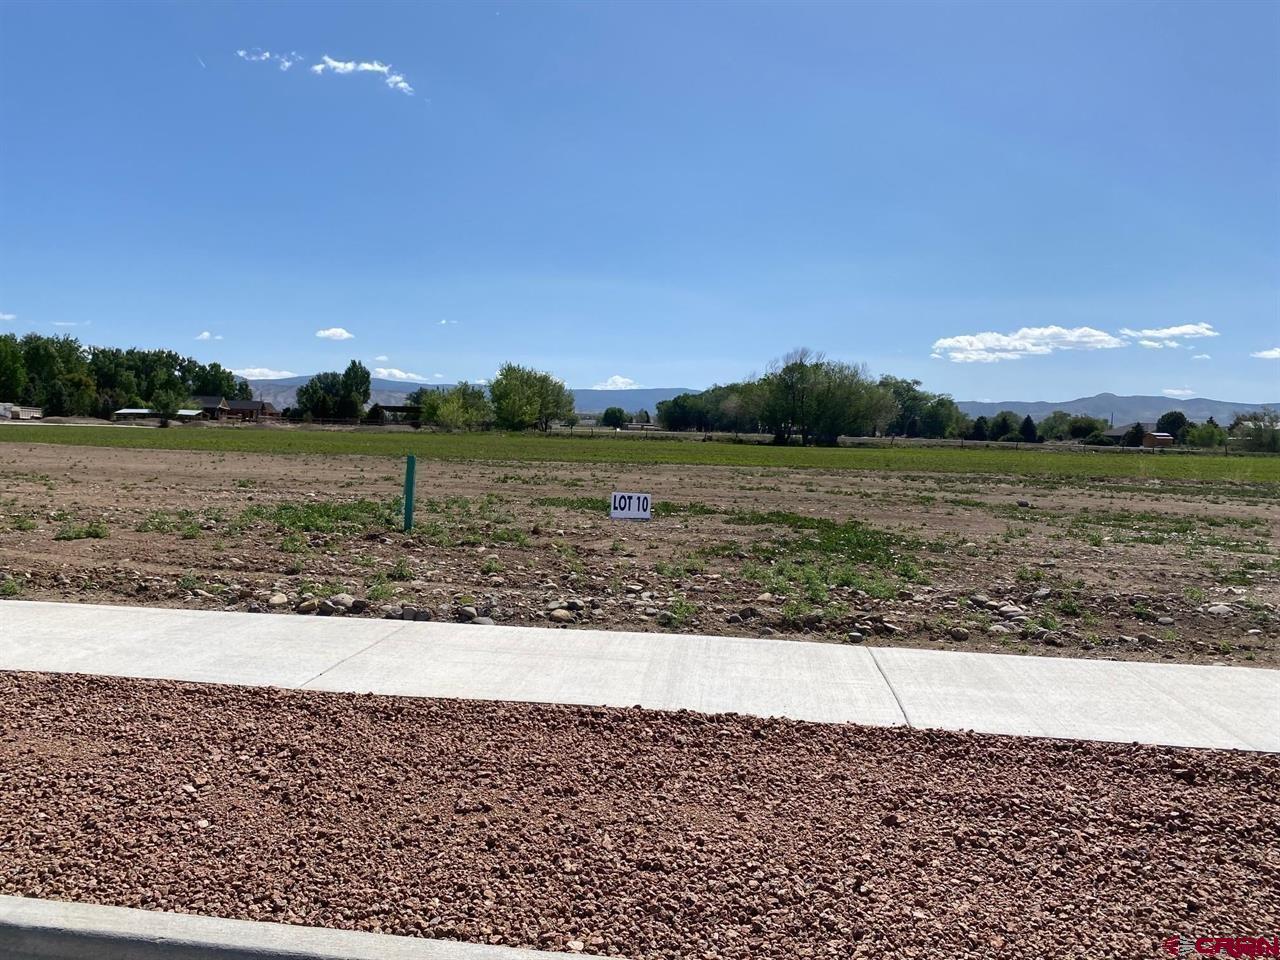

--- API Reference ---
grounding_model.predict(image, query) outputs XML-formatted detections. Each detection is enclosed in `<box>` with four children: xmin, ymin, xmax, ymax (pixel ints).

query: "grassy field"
<box><xmin>2</xmin><ymin>423</ymin><xmax>1278</xmax><ymax>481</ymax></box>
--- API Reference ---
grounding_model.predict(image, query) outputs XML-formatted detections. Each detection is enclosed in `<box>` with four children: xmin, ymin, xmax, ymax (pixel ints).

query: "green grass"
<box><xmin>4</xmin><ymin>425</ymin><xmax>1277</xmax><ymax>481</ymax></box>
<box><xmin>0</xmin><ymin>577</ymin><xmax>21</xmax><ymax>597</ymax></box>
<box><xmin>53</xmin><ymin>519</ymin><xmax>109</xmax><ymax>541</ymax></box>
<box><xmin>240</xmin><ymin>498</ymin><xmax>401</xmax><ymax>534</ymax></box>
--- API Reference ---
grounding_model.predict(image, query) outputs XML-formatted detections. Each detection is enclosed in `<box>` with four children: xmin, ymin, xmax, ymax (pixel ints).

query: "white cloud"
<box><xmin>1137</xmin><ymin>338</ymin><xmax>1182</xmax><ymax>349</ymax></box>
<box><xmin>1162</xmin><ymin>388</ymin><xmax>1196</xmax><ymax>399</ymax></box>
<box><xmin>0</xmin><ymin>312</ymin><xmax>14</xmax><ymax>322</ymax></box>
<box><xmin>374</xmin><ymin>354</ymin><xmax>389</xmax><ymax>362</ymax></box>
<box><xmin>51</xmin><ymin>320</ymin><xmax>88</xmax><ymax>327</ymax></box>
<box><xmin>438</xmin><ymin>318</ymin><xmax>457</xmax><ymax>326</ymax></box>
<box><xmin>232</xmin><ymin>367</ymin><xmax>296</xmax><ymax>379</ymax></box>
<box><xmin>315</xmin><ymin>327</ymin><xmax>354</xmax><ymax>341</ymax></box>
<box><xmin>930</xmin><ymin>325</ymin><xmax>1126</xmax><ymax>363</ymax></box>
<box><xmin>1193</xmin><ymin>354</ymin><xmax>1211</xmax><ymax>360</ymax></box>
<box><xmin>236</xmin><ymin>48</ymin><xmax>302</xmax><ymax>71</ymax></box>
<box><xmin>373</xmin><ymin>367</ymin><xmax>428</xmax><ymax>382</ymax></box>
<box><xmin>194</xmin><ymin>331</ymin><xmax>223</xmax><ymax>341</ymax></box>
<box><xmin>1120</xmin><ymin>322</ymin><xmax>1219</xmax><ymax>341</ymax></box>
<box><xmin>310</xmin><ymin>54</ymin><xmax>414</xmax><ymax>95</ymax></box>
<box><xmin>432</xmin><ymin>373</ymin><xmax>444</xmax><ymax>379</ymax></box>
<box><xmin>1251</xmin><ymin>347</ymin><xmax>1280</xmax><ymax>360</ymax></box>
<box><xmin>593</xmin><ymin>375</ymin><xmax>643</xmax><ymax>390</ymax></box>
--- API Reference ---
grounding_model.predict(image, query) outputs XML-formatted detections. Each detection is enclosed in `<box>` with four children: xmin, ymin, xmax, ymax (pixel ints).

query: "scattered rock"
<box><xmin>949</xmin><ymin>626</ymin><xmax>970</xmax><ymax>642</ymax></box>
<box><xmin>328</xmin><ymin>593</ymin><xmax>356</xmax><ymax>611</ymax></box>
<box><xmin>549</xmin><ymin>608</ymin><xmax>575</xmax><ymax>624</ymax></box>
<box><xmin>295</xmin><ymin>598</ymin><xmax>318</xmax><ymax>614</ymax></box>
<box><xmin>267</xmin><ymin>593</ymin><xmax>289</xmax><ymax>609</ymax></box>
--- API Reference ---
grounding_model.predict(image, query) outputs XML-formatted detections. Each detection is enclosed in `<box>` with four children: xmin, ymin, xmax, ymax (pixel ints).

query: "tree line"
<box><xmin>289</xmin><ymin>361</ymin><xmax>575</xmax><ymax>432</ymax></box>
<box><xmin>0</xmin><ymin>333</ymin><xmax>250</xmax><ymax>418</ymax></box>
<box><xmin>654</xmin><ymin>348</ymin><xmax>1278</xmax><ymax>449</ymax></box>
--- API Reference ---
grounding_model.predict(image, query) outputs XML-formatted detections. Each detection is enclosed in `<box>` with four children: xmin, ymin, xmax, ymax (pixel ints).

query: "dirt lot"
<box><xmin>2</xmin><ymin>672</ymin><xmax>1276</xmax><ymax>960</ymax></box>
<box><xmin>1</xmin><ymin>442</ymin><xmax>1277</xmax><ymax>666</ymax></box>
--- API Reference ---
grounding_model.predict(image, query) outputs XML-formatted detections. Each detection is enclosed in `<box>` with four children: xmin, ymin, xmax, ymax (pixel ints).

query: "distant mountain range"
<box><xmin>956</xmin><ymin>393</ymin><xmax>1277</xmax><ymax>425</ymax></box>
<box><xmin>242</xmin><ymin>376</ymin><xmax>693</xmax><ymax>415</ymax></box>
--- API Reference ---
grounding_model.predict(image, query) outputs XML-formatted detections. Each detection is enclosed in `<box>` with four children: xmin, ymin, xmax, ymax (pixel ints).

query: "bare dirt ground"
<box><xmin>1</xmin><ymin>443</ymin><xmax>1277</xmax><ymax>666</ymax></box>
<box><xmin>3</xmin><ymin>672</ymin><xmax>1276</xmax><ymax>960</ymax></box>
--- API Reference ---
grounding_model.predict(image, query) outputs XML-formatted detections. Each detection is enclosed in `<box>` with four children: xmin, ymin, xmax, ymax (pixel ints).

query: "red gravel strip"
<box><xmin>1</xmin><ymin>671</ymin><xmax>1276</xmax><ymax>959</ymax></box>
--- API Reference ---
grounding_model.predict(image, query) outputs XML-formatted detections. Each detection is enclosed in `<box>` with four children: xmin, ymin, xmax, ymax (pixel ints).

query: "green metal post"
<box><xmin>403</xmin><ymin>455</ymin><xmax>416</xmax><ymax>532</ymax></box>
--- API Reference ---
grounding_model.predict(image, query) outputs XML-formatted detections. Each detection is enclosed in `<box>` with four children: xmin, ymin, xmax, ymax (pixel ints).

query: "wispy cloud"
<box><xmin>593</xmin><ymin>375</ymin><xmax>643</xmax><ymax>390</ymax></box>
<box><xmin>1121</xmin><ymin>322</ymin><xmax>1218</xmax><ymax>350</ymax></box>
<box><xmin>232</xmin><ymin>367</ymin><xmax>296</xmax><ymax>379</ymax></box>
<box><xmin>51</xmin><ymin>320</ymin><xmax>89</xmax><ymax>328</ymax></box>
<box><xmin>310</xmin><ymin>55</ymin><xmax>414</xmax><ymax>95</ymax></box>
<box><xmin>195</xmin><ymin>331</ymin><xmax>223</xmax><ymax>341</ymax></box>
<box><xmin>373</xmin><ymin>367</ymin><xmax>428</xmax><ymax>382</ymax></box>
<box><xmin>438</xmin><ymin>319</ymin><xmax>457</xmax><ymax>326</ymax></box>
<box><xmin>236</xmin><ymin>48</ymin><xmax>302</xmax><ymax>71</ymax></box>
<box><xmin>1252</xmin><ymin>347</ymin><xmax>1280</xmax><ymax>360</ymax></box>
<box><xmin>1192</xmin><ymin>354</ymin><xmax>1211</xmax><ymax>360</ymax></box>
<box><xmin>930</xmin><ymin>325</ymin><xmax>1125</xmax><ymax>364</ymax></box>
<box><xmin>432</xmin><ymin>373</ymin><xmax>444</xmax><ymax>380</ymax></box>
<box><xmin>1162</xmin><ymin>388</ymin><xmax>1196</xmax><ymax>399</ymax></box>
<box><xmin>0</xmin><ymin>312</ymin><xmax>15</xmax><ymax>322</ymax></box>
<box><xmin>374</xmin><ymin>354</ymin><xmax>390</xmax><ymax>362</ymax></box>
<box><xmin>315</xmin><ymin>327</ymin><xmax>354</xmax><ymax>341</ymax></box>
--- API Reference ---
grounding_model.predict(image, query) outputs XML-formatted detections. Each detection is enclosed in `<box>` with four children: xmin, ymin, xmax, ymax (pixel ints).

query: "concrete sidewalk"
<box><xmin>2</xmin><ymin>600</ymin><xmax>1276</xmax><ymax>752</ymax></box>
<box><xmin>0</xmin><ymin>895</ymin><xmax>559</xmax><ymax>959</ymax></box>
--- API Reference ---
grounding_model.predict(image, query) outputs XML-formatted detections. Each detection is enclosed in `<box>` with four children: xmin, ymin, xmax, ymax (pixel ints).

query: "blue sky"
<box><xmin>1</xmin><ymin>0</ymin><xmax>1276</xmax><ymax>400</ymax></box>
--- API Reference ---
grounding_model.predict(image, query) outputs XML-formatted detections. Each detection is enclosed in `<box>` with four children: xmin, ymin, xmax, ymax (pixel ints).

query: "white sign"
<box><xmin>610</xmin><ymin>491</ymin><xmax>652</xmax><ymax>520</ymax></box>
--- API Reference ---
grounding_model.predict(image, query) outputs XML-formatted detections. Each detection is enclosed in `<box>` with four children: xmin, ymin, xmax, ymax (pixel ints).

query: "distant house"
<box><xmin>0</xmin><ymin>403</ymin><xmax>42</xmax><ymax>420</ymax></box>
<box><xmin>1143</xmin><ymin>431</ymin><xmax>1175</xmax><ymax>449</ymax></box>
<box><xmin>365</xmin><ymin>404</ymin><xmax>420</xmax><ymax>426</ymax></box>
<box><xmin>192</xmin><ymin>396</ymin><xmax>230</xmax><ymax>420</ymax></box>
<box><xmin>114</xmin><ymin>407</ymin><xmax>201</xmax><ymax>421</ymax></box>
<box><xmin>228</xmin><ymin>399</ymin><xmax>280</xmax><ymax>422</ymax></box>
<box><xmin>1102</xmin><ymin>421</ymin><xmax>1154</xmax><ymax>441</ymax></box>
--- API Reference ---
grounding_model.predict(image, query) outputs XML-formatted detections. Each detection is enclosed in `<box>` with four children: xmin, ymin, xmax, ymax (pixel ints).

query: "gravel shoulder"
<box><xmin>1</xmin><ymin>443</ymin><xmax>1277</xmax><ymax>666</ymax></box>
<box><xmin>1</xmin><ymin>672</ymin><xmax>1276</xmax><ymax>959</ymax></box>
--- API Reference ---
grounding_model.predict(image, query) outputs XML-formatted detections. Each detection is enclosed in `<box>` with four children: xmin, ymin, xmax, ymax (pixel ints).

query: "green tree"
<box><xmin>1121</xmin><ymin>422</ymin><xmax>1147</xmax><ymax>447</ymax></box>
<box><xmin>1186</xmin><ymin>420</ymin><xmax>1226</xmax><ymax>449</ymax></box>
<box><xmin>1019</xmin><ymin>414</ymin><xmax>1039</xmax><ymax>443</ymax></box>
<box><xmin>1234</xmin><ymin>408</ymin><xmax>1280</xmax><ymax>453</ymax></box>
<box><xmin>1156</xmin><ymin>410</ymin><xmax>1189</xmax><ymax>441</ymax></box>
<box><xmin>150</xmin><ymin>387</ymin><xmax>192</xmax><ymax>426</ymax></box>
<box><xmin>489</xmin><ymin>363</ymin><xmax>573</xmax><ymax>431</ymax></box>
<box><xmin>0</xmin><ymin>334</ymin><xmax>28</xmax><ymax>402</ymax></box>
<box><xmin>338</xmin><ymin>361</ymin><xmax>372</xmax><ymax>418</ymax></box>
<box><xmin>294</xmin><ymin>372</ymin><xmax>345</xmax><ymax>420</ymax></box>
<box><xmin>1068</xmin><ymin>415</ymin><xmax>1107</xmax><ymax>439</ymax></box>
<box><xmin>968</xmin><ymin>416</ymin><xmax>988</xmax><ymax>441</ymax></box>
<box><xmin>431</xmin><ymin>383</ymin><xmax>491</xmax><ymax>431</ymax></box>
<box><xmin>600</xmin><ymin>406</ymin><xmax>627</xmax><ymax>428</ymax></box>
<box><xmin>987</xmin><ymin>410</ymin><xmax>1020</xmax><ymax>441</ymax></box>
<box><xmin>1036</xmin><ymin>411</ymin><xmax>1073</xmax><ymax>441</ymax></box>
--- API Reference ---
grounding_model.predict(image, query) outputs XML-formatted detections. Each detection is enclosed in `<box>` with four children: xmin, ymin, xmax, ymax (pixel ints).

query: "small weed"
<box><xmin>667</xmin><ymin>596</ymin><xmax>698</xmax><ymax>626</ymax></box>
<box><xmin>389</xmin><ymin>556</ymin><xmax>414</xmax><ymax>580</ymax></box>
<box><xmin>54</xmin><ymin>520</ymin><xmax>109</xmax><ymax>541</ymax></box>
<box><xmin>479</xmin><ymin>557</ymin><xmax>505</xmax><ymax>575</ymax></box>
<box><xmin>0</xmin><ymin>577</ymin><xmax>20</xmax><ymax>597</ymax></box>
<box><xmin>179</xmin><ymin>523</ymin><xmax>201</xmax><ymax>540</ymax></box>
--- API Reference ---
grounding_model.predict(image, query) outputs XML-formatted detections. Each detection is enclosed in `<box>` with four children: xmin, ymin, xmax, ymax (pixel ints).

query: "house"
<box><xmin>0</xmin><ymin>403</ymin><xmax>42</xmax><ymax>420</ymax></box>
<box><xmin>365</xmin><ymin>404</ymin><xmax>420</xmax><ymax>426</ymax></box>
<box><xmin>228</xmin><ymin>399</ymin><xmax>280</xmax><ymax>422</ymax></box>
<box><xmin>1102</xmin><ymin>421</ymin><xmax>1153</xmax><ymax>442</ymax></box>
<box><xmin>192</xmin><ymin>396</ymin><xmax>230</xmax><ymax>420</ymax></box>
<box><xmin>1142</xmin><ymin>431</ymin><xmax>1175</xmax><ymax>448</ymax></box>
